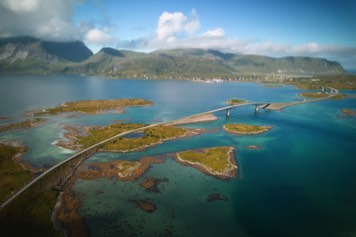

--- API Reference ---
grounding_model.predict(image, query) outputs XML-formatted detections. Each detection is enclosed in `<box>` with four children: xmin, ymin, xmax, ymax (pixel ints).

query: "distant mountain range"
<box><xmin>0</xmin><ymin>36</ymin><xmax>347</xmax><ymax>78</ymax></box>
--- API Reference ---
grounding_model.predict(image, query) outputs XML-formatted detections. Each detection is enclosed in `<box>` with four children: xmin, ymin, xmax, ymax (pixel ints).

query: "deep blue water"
<box><xmin>0</xmin><ymin>74</ymin><xmax>355</xmax><ymax>236</ymax></box>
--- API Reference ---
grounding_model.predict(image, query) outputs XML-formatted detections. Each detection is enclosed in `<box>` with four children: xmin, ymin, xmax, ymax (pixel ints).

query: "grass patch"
<box><xmin>299</xmin><ymin>92</ymin><xmax>331</xmax><ymax>99</ymax></box>
<box><xmin>226</xmin><ymin>99</ymin><xmax>246</xmax><ymax>105</ymax></box>
<box><xmin>224</xmin><ymin>123</ymin><xmax>272</xmax><ymax>134</ymax></box>
<box><xmin>177</xmin><ymin>147</ymin><xmax>235</xmax><ymax>174</ymax></box>
<box><xmin>0</xmin><ymin>144</ymin><xmax>31</xmax><ymax>203</ymax></box>
<box><xmin>0</xmin><ymin>118</ymin><xmax>46</xmax><ymax>133</ymax></box>
<box><xmin>32</xmin><ymin>98</ymin><xmax>153</xmax><ymax>115</ymax></box>
<box><xmin>74</xmin><ymin>123</ymin><xmax>188</xmax><ymax>152</ymax></box>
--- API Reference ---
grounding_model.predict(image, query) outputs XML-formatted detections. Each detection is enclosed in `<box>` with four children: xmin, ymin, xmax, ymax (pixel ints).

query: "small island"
<box><xmin>225</xmin><ymin>99</ymin><xmax>247</xmax><ymax>105</ymax></box>
<box><xmin>29</xmin><ymin>98</ymin><xmax>153</xmax><ymax>115</ymax></box>
<box><xmin>129</xmin><ymin>199</ymin><xmax>157</xmax><ymax>213</ymax></box>
<box><xmin>78</xmin><ymin>157</ymin><xmax>164</xmax><ymax>181</ymax></box>
<box><xmin>140</xmin><ymin>177</ymin><xmax>168</xmax><ymax>193</ymax></box>
<box><xmin>341</xmin><ymin>108</ymin><xmax>356</xmax><ymax>116</ymax></box>
<box><xmin>223</xmin><ymin>123</ymin><xmax>272</xmax><ymax>135</ymax></box>
<box><xmin>176</xmin><ymin>146</ymin><xmax>237</xmax><ymax>179</ymax></box>
<box><xmin>0</xmin><ymin>118</ymin><xmax>46</xmax><ymax>133</ymax></box>
<box><xmin>246</xmin><ymin>145</ymin><xmax>263</xmax><ymax>150</ymax></box>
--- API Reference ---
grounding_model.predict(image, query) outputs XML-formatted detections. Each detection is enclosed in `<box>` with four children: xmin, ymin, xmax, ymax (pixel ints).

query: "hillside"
<box><xmin>0</xmin><ymin>36</ymin><xmax>93</xmax><ymax>73</ymax></box>
<box><xmin>0</xmin><ymin>36</ymin><xmax>347</xmax><ymax>77</ymax></box>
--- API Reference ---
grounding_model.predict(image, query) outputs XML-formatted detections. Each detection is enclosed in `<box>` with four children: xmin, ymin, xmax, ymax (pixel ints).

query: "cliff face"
<box><xmin>0</xmin><ymin>36</ymin><xmax>346</xmax><ymax>76</ymax></box>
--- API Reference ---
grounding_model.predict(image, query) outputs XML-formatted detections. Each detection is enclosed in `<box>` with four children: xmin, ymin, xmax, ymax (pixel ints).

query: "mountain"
<box><xmin>68</xmin><ymin>47</ymin><xmax>345</xmax><ymax>78</ymax></box>
<box><xmin>0</xmin><ymin>36</ymin><xmax>346</xmax><ymax>77</ymax></box>
<box><xmin>0</xmin><ymin>36</ymin><xmax>92</xmax><ymax>73</ymax></box>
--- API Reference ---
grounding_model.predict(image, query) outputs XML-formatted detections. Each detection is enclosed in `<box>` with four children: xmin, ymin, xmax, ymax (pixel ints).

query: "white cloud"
<box><xmin>156</xmin><ymin>10</ymin><xmax>200</xmax><ymax>41</ymax></box>
<box><xmin>1</xmin><ymin>0</ymin><xmax>40</xmax><ymax>13</ymax></box>
<box><xmin>202</xmin><ymin>28</ymin><xmax>225</xmax><ymax>37</ymax></box>
<box><xmin>84</xmin><ymin>28</ymin><xmax>114</xmax><ymax>45</ymax></box>
<box><xmin>0</xmin><ymin>0</ymin><xmax>117</xmax><ymax>45</ymax></box>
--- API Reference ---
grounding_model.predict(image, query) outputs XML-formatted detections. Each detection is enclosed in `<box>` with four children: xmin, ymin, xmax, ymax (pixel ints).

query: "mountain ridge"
<box><xmin>0</xmin><ymin>36</ymin><xmax>347</xmax><ymax>77</ymax></box>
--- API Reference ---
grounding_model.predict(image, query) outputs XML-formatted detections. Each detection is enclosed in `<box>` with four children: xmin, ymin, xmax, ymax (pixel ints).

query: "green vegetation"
<box><xmin>226</xmin><ymin>99</ymin><xmax>246</xmax><ymax>105</ymax></box>
<box><xmin>177</xmin><ymin>147</ymin><xmax>236</xmax><ymax>176</ymax></box>
<box><xmin>0</xmin><ymin>144</ymin><xmax>31</xmax><ymax>203</ymax></box>
<box><xmin>299</xmin><ymin>92</ymin><xmax>331</xmax><ymax>99</ymax></box>
<box><xmin>0</xmin><ymin>148</ymin><xmax>95</xmax><ymax>236</ymax></box>
<box><xmin>0</xmin><ymin>118</ymin><xmax>46</xmax><ymax>133</ymax></box>
<box><xmin>118</xmin><ymin>161</ymin><xmax>141</xmax><ymax>176</ymax></box>
<box><xmin>224</xmin><ymin>123</ymin><xmax>272</xmax><ymax>134</ymax></box>
<box><xmin>73</xmin><ymin>123</ymin><xmax>189</xmax><ymax>152</ymax></box>
<box><xmin>287</xmin><ymin>74</ymin><xmax>356</xmax><ymax>90</ymax></box>
<box><xmin>33</xmin><ymin>98</ymin><xmax>153</xmax><ymax>115</ymax></box>
<box><xmin>102</xmin><ymin>125</ymin><xmax>188</xmax><ymax>152</ymax></box>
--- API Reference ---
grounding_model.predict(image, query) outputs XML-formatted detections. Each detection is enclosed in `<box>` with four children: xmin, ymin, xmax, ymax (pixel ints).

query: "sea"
<box><xmin>0</xmin><ymin>74</ymin><xmax>355</xmax><ymax>237</ymax></box>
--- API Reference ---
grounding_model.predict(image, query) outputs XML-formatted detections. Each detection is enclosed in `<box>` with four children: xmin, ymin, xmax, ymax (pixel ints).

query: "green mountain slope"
<box><xmin>0</xmin><ymin>36</ymin><xmax>92</xmax><ymax>73</ymax></box>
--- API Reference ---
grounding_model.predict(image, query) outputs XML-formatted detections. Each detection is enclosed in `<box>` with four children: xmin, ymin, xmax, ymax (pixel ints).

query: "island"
<box><xmin>0</xmin><ymin>118</ymin><xmax>46</xmax><ymax>133</ymax></box>
<box><xmin>299</xmin><ymin>92</ymin><xmax>345</xmax><ymax>100</ymax></box>
<box><xmin>140</xmin><ymin>177</ymin><xmax>168</xmax><ymax>193</ymax></box>
<box><xmin>176</xmin><ymin>146</ymin><xmax>237</xmax><ymax>179</ymax></box>
<box><xmin>78</xmin><ymin>157</ymin><xmax>164</xmax><ymax>181</ymax></box>
<box><xmin>129</xmin><ymin>199</ymin><xmax>157</xmax><ymax>213</ymax></box>
<box><xmin>246</xmin><ymin>145</ymin><xmax>263</xmax><ymax>150</ymax></box>
<box><xmin>225</xmin><ymin>99</ymin><xmax>247</xmax><ymax>105</ymax></box>
<box><xmin>29</xmin><ymin>98</ymin><xmax>153</xmax><ymax>115</ymax></box>
<box><xmin>57</xmin><ymin>123</ymin><xmax>202</xmax><ymax>153</ymax></box>
<box><xmin>341</xmin><ymin>108</ymin><xmax>356</xmax><ymax>116</ymax></box>
<box><xmin>223</xmin><ymin>123</ymin><xmax>272</xmax><ymax>135</ymax></box>
<box><xmin>0</xmin><ymin>142</ymin><xmax>31</xmax><ymax>203</ymax></box>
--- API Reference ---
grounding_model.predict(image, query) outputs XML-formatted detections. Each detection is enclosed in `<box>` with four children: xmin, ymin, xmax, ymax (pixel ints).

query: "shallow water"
<box><xmin>0</xmin><ymin>74</ymin><xmax>355</xmax><ymax>236</ymax></box>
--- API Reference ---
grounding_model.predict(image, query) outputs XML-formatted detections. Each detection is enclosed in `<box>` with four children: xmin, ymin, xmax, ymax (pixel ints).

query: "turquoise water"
<box><xmin>0</xmin><ymin>74</ymin><xmax>355</xmax><ymax>236</ymax></box>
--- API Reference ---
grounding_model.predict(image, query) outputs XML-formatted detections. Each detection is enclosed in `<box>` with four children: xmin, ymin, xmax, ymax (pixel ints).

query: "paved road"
<box><xmin>0</xmin><ymin>87</ymin><xmax>338</xmax><ymax>210</ymax></box>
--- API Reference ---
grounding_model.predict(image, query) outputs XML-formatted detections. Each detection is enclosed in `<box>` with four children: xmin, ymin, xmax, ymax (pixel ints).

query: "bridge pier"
<box><xmin>255</xmin><ymin>105</ymin><xmax>259</xmax><ymax>112</ymax></box>
<box><xmin>226</xmin><ymin>109</ymin><xmax>230</xmax><ymax>117</ymax></box>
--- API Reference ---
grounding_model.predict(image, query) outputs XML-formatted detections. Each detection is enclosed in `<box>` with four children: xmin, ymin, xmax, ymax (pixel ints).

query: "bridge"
<box><xmin>0</xmin><ymin>86</ymin><xmax>338</xmax><ymax>210</ymax></box>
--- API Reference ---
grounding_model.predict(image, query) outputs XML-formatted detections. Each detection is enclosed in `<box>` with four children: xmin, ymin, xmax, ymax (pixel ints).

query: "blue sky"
<box><xmin>0</xmin><ymin>0</ymin><xmax>355</xmax><ymax>68</ymax></box>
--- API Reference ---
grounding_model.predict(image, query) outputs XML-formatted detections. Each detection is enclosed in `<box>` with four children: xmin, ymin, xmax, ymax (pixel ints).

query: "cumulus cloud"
<box><xmin>156</xmin><ymin>9</ymin><xmax>200</xmax><ymax>41</ymax></box>
<box><xmin>1</xmin><ymin>0</ymin><xmax>40</xmax><ymax>13</ymax></box>
<box><xmin>202</xmin><ymin>28</ymin><xmax>225</xmax><ymax>38</ymax></box>
<box><xmin>117</xmin><ymin>9</ymin><xmax>356</xmax><ymax>67</ymax></box>
<box><xmin>0</xmin><ymin>0</ymin><xmax>117</xmax><ymax>46</ymax></box>
<box><xmin>0</xmin><ymin>0</ymin><xmax>79</xmax><ymax>40</ymax></box>
<box><xmin>84</xmin><ymin>28</ymin><xmax>115</xmax><ymax>45</ymax></box>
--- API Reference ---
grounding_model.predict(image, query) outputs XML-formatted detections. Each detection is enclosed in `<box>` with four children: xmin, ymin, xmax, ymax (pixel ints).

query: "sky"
<box><xmin>0</xmin><ymin>0</ymin><xmax>355</xmax><ymax>68</ymax></box>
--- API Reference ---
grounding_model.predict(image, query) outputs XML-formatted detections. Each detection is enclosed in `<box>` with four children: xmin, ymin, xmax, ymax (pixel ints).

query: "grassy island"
<box><xmin>224</xmin><ymin>123</ymin><xmax>272</xmax><ymax>135</ymax></box>
<box><xmin>0</xmin><ymin>118</ymin><xmax>46</xmax><ymax>133</ymax></box>
<box><xmin>59</xmin><ymin>123</ymin><xmax>200</xmax><ymax>153</ymax></box>
<box><xmin>176</xmin><ymin>146</ymin><xmax>237</xmax><ymax>179</ymax></box>
<box><xmin>0</xmin><ymin>143</ymin><xmax>31</xmax><ymax>203</ymax></box>
<box><xmin>226</xmin><ymin>99</ymin><xmax>246</xmax><ymax>105</ymax></box>
<box><xmin>31</xmin><ymin>98</ymin><xmax>153</xmax><ymax>115</ymax></box>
